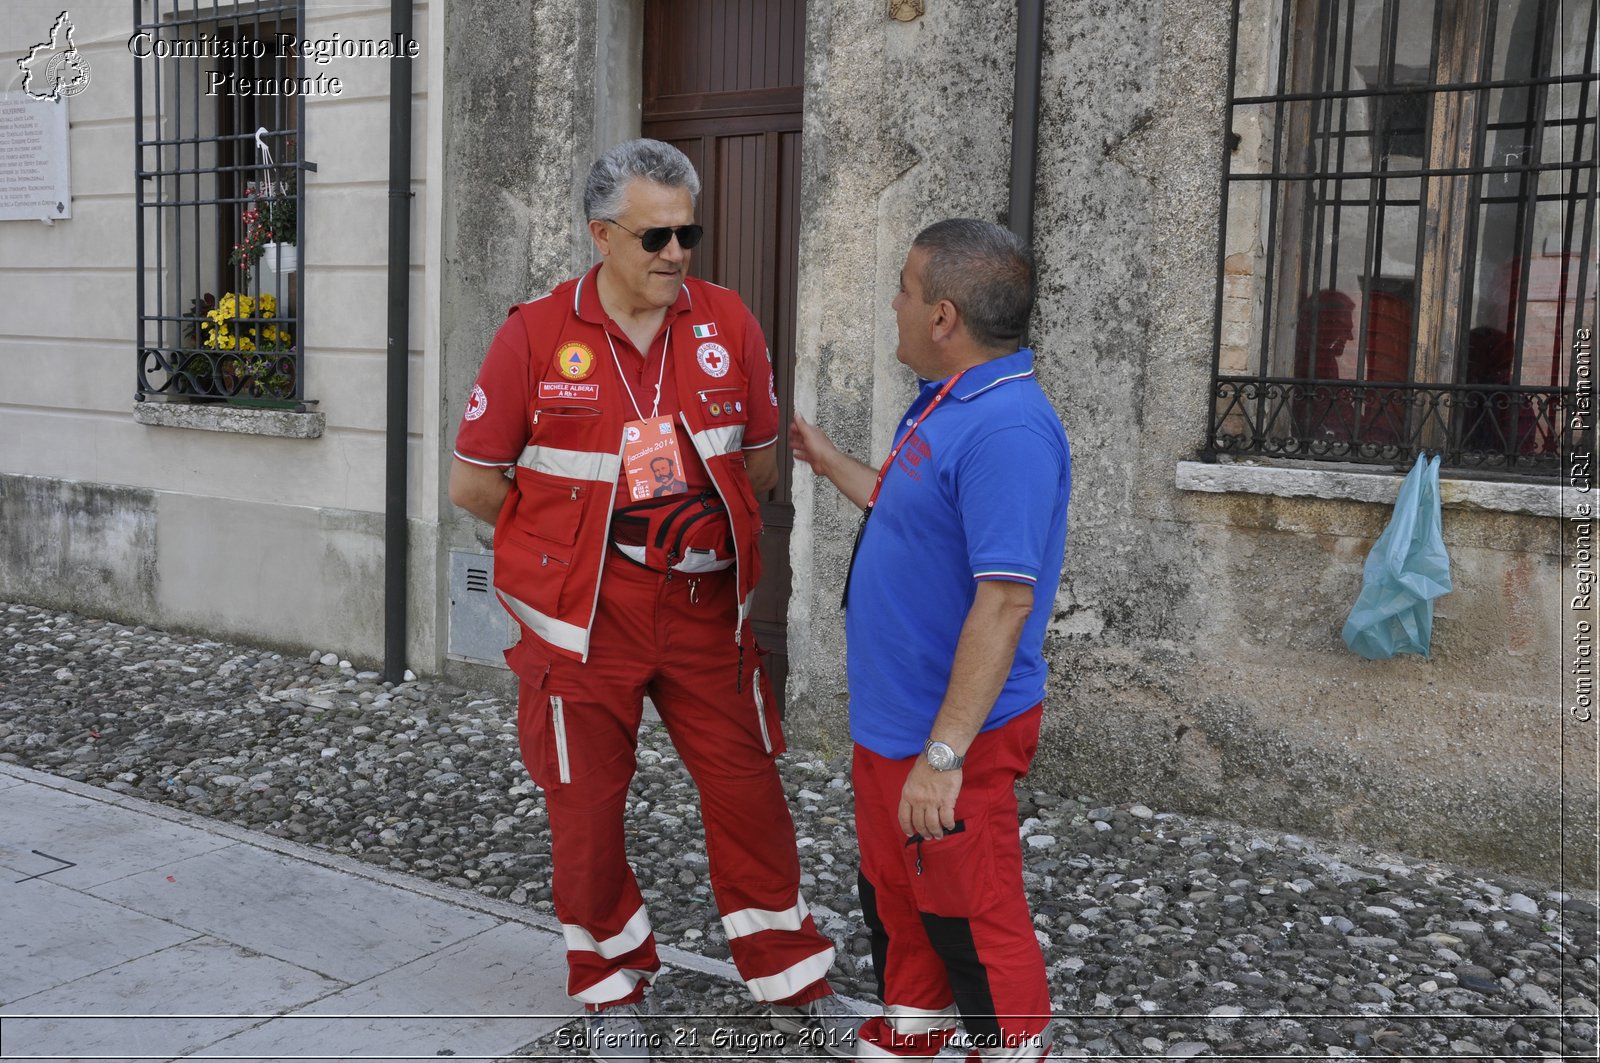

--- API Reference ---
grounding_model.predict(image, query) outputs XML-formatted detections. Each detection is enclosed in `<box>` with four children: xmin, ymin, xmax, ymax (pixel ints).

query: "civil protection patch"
<box><xmin>555</xmin><ymin>341</ymin><xmax>596</xmax><ymax>381</ymax></box>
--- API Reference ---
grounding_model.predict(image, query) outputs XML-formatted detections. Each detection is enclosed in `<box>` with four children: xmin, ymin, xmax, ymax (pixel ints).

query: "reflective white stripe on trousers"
<box><xmin>563</xmin><ymin>904</ymin><xmax>653</xmax><ymax>960</ymax></box>
<box><xmin>720</xmin><ymin>893</ymin><xmax>810</xmax><ymax>940</ymax></box>
<box><xmin>741</xmin><ymin>945</ymin><xmax>836</xmax><ymax>1003</ymax></box>
<box><xmin>572</xmin><ymin>966</ymin><xmax>659</xmax><ymax>1006</ymax></box>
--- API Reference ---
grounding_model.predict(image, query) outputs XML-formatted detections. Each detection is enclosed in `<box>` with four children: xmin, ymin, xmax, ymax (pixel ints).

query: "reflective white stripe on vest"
<box><xmin>720</xmin><ymin>892</ymin><xmax>808</xmax><ymax>940</ymax></box>
<box><xmin>885</xmin><ymin>1003</ymin><xmax>959</xmax><ymax>1034</ymax></box>
<box><xmin>516</xmin><ymin>444</ymin><xmax>622</xmax><ymax>483</ymax></box>
<box><xmin>689</xmin><ymin>423</ymin><xmax>744</xmax><ymax>459</ymax></box>
<box><xmin>498</xmin><ymin>589</ymin><xmax>588</xmax><ymax>657</ymax></box>
<box><xmin>741</xmin><ymin>945</ymin><xmax>835</xmax><ymax>1003</ymax></box>
<box><xmin>563</xmin><ymin>905</ymin><xmax>653</xmax><ymax>959</ymax></box>
<box><xmin>572</xmin><ymin>965</ymin><xmax>659</xmax><ymax>1006</ymax></box>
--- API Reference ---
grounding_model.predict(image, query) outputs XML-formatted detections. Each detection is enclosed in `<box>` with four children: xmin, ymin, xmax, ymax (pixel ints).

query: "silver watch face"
<box><xmin>926</xmin><ymin>741</ymin><xmax>960</xmax><ymax>771</ymax></box>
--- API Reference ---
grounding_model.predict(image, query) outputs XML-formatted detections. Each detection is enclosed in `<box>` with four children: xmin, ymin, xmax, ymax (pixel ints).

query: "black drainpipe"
<box><xmin>1009</xmin><ymin>0</ymin><xmax>1045</xmax><ymax>341</ymax></box>
<box><xmin>383</xmin><ymin>0</ymin><xmax>415</xmax><ymax>682</ymax></box>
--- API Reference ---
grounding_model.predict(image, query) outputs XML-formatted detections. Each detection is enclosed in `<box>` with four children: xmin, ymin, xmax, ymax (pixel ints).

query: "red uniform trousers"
<box><xmin>515</xmin><ymin>554</ymin><xmax>836</xmax><ymax>1009</ymax></box>
<box><xmin>852</xmin><ymin>707</ymin><xmax>1051</xmax><ymax>1060</ymax></box>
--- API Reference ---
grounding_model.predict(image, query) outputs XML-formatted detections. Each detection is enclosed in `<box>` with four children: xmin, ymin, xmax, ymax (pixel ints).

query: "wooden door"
<box><xmin>643</xmin><ymin>0</ymin><xmax>804</xmax><ymax>708</ymax></box>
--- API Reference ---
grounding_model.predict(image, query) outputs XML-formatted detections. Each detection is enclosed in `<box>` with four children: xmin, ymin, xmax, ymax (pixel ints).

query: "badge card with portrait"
<box><xmin>622</xmin><ymin>415</ymin><xmax>690</xmax><ymax>501</ymax></box>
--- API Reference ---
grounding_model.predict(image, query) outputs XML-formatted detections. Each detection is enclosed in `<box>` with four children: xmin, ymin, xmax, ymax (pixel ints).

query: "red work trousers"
<box><xmin>853</xmin><ymin>707</ymin><xmax>1050</xmax><ymax>1060</ymax></box>
<box><xmin>514</xmin><ymin>554</ymin><xmax>836</xmax><ymax>1008</ymax></box>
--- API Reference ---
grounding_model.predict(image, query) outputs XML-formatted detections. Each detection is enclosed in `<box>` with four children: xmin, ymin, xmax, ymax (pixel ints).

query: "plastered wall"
<box><xmin>785</xmin><ymin>0</ymin><xmax>1593</xmax><ymax>881</ymax></box>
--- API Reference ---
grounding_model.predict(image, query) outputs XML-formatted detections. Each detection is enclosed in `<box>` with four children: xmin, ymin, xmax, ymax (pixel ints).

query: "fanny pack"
<box><xmin>610</xmin><ymin>491</ymin><xmax>735</xmax><ymax>574</ymax></box>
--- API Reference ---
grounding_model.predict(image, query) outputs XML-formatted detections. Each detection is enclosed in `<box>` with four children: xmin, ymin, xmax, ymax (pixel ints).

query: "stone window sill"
<box><xmin>1175</xmin><ymin>459</ymin><xmax>1582</xmax><ymax>518</ymax></box>
<box><xmin>133</xmin><ymin>401</ymin><xmax>324</xmax><ymax>439</ymax></box>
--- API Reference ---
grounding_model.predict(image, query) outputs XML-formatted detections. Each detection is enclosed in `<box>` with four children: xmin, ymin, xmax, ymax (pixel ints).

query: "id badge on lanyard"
<box><xmin>622</xmin><ymin>415</ymin><xmax>690</xmax><ymax>501</ymax></box>
<box><xmin>605</xmin><ymin>325</ymin><xmax>690</xmax><ymax>501</ymax></box>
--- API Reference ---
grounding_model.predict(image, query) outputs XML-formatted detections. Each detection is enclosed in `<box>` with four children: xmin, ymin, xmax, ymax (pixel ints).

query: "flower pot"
<box><xmin>261</xmin><ymin>240</ymin><xmax>298</xmax><ymax>277</ymax></box>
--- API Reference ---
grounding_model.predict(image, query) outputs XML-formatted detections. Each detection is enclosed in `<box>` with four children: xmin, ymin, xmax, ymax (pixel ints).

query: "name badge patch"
<box><xmin>539</xmin><ymin>380</ymin><xmax>601</xmax><ymax>401</ymax></box>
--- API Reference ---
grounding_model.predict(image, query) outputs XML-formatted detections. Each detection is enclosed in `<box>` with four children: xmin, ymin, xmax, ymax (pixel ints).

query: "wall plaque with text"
<box><xmin>0</xmin><ymin>92</ymin><xmax>72</xmax><ymax>221</ymax></box>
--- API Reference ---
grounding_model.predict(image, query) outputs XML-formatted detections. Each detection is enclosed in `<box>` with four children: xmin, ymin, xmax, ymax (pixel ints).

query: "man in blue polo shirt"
<box><xmin>791</xmin><ymin>218</ymin><xmax>1069</xmax><ymax>1062</ymax></box>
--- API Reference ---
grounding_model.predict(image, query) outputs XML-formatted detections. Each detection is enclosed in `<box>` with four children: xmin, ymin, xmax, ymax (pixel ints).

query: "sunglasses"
<box><xmin>607</xmin><ymin>220</ymin><xmax>704</xmax><ymax>253</ymax></box>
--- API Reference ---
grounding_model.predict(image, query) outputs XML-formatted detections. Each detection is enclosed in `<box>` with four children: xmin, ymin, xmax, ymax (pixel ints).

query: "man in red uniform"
<box><xmin>449</xmin><ymin>139</ymin><xmax>857</xmax><ymax>1060</ymax></box>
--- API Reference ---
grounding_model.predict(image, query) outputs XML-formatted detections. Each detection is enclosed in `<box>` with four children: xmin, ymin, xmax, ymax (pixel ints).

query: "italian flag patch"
<box><xmin>692</xmin><ymin>323</ymin><xmax>718</xmax><ymax>339</ymax></box>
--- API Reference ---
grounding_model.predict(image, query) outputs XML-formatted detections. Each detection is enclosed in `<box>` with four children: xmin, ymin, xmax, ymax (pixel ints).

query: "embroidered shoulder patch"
<box><xmin>696</xmin><ymin>342</ymin><xmax>730</xmax><ymax>378</ymax></box>
<box><xmin>555</xmin><ymin>342</ymin><xmax>596</xmax><ymax>381</ymax></box>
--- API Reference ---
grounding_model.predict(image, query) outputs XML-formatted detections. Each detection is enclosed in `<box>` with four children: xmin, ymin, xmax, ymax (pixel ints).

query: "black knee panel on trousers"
<box><xmin>858</xmin><ymin>872</ymin><xmax>890</xmax><ymax>1003</ymax></box>
<box><xmin>918</xmin><ymin>911</ymin><xmax>1003</xmax><ymax>1049</ymax></box>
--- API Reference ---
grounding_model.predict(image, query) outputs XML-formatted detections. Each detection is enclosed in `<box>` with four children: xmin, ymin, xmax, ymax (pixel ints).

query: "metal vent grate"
<box><xmin>448</xmin><ymin>551</ymin><xmax>512</xmax><ymax>666</ymax></box>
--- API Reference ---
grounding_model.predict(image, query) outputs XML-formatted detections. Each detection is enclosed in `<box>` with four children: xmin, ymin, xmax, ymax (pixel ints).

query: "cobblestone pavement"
<box><xmin>1</xmin><ymin>601</ymin><xmax>1596</xmax><ymax>1059</ymax></box>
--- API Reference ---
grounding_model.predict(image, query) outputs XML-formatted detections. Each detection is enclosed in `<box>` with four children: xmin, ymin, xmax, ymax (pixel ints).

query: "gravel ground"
<box><xmin>1</xmin><ymin>600</ymin><xmax>1597</xmax><ymax>1060</ymax></box>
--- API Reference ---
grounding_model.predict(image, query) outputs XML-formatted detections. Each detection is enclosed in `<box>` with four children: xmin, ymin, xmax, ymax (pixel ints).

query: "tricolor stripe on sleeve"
<box><xmin>973</xmin><ymin>569</ymin><xmax>1037</xmax><ymax>583</ymax></box>
<box><xmin>453</xmin><ymin>450</ymin><xmax>515</xmax><ymax>468</ymax></box>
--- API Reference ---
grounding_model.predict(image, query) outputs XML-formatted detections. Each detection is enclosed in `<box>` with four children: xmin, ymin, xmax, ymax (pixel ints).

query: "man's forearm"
<box><xmin>928</xmin><ymin>579</ymin><xmax>1035</xmax><ymax>752</ymax></box>
<box><xmin>897</xmin><ymin>579</ymin><xmax>1034</xmax><ymax>838</ymax></box>
<box><xmin>448</xmin><ymin>459</ymin><xmax>513</xmax><ymax>526</ymax></box>
<box><xmin>824</xmin><ymin>453</ymin><xmax>878</xmax><ymax>510</ymax></box>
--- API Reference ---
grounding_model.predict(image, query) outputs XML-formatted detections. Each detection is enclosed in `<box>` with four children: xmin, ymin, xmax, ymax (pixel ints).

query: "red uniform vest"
<box><xmin>494</xmin><ymin>273</ymin><xmax>766</xmax><ymax>664</ymax></box>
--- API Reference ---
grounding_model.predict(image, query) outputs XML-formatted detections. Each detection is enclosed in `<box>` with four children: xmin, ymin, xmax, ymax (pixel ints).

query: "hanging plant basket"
<box><xmin>261</xmin><ymin>241</ymin><xmax>298</xmax><ymax>276</ymax></box>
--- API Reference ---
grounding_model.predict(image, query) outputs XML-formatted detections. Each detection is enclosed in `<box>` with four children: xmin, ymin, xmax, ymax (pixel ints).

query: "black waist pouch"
<box><xmin>610</xmin><ymin>491</ymin><xmax>734</xmax><ymax>573</ymax></box>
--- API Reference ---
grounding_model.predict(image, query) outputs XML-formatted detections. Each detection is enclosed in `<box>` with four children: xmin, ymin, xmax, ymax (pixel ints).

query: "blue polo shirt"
<box><xmin>845</xmin><ymin>348</ymin><xmax>1070</xmax><ymax>760</ymax></box>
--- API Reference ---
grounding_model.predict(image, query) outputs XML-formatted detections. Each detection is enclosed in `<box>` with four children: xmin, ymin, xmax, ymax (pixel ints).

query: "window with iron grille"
<box><xmin>133</xmin><ymin>0</ymin><xmax>311</xmax><ymax>410</ymax></box>
<box><xmin>1207</xmin><ymin>0</ymin><xmax>1596</xmax><ymax>479</ymax></box>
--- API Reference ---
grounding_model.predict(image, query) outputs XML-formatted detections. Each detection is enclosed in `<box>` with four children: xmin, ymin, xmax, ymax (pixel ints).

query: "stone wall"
<box><xmin>786</xmin><ymin>0</ymin><xmax>1594</xmax><ymax>882</ymax></box>
<box><xmin>434</xmin><ymin>0</ymin><xmax>643</xmax><ymax>693</ymax></box>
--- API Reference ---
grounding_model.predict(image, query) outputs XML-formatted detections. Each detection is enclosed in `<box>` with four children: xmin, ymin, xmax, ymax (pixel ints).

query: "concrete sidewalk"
<box><xmin>0</xmin><ymin>762</ymin><xmax>731</xmax><ymax>1062</ymax></box>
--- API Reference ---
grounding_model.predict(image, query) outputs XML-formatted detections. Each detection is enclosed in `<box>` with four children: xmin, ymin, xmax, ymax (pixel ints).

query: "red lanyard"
<box><xmin>842</xmin><ymin>370</ymin><xmax>966</xmax><ymax>609</ymax></box>
<box><xmin>865</xmin><ymin>370</ymin><xmax>967</xmax><ymax>511</ymax></box>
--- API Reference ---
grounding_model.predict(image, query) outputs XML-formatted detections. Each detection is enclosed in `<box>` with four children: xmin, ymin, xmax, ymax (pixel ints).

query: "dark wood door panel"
<box><xmin>645</xmin><ymin>0</ymin><xmax>804</xmax><ymax>708</ymax></box>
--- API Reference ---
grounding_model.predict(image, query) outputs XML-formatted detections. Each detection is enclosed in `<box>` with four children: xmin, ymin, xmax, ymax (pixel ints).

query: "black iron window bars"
<box><xmin>1206</xmin><ymin>0</ymin><xmax>1596</xmax><ymax>478</ymax></box>
<box><xmin>134</xmin><ymin>0</ymin><xmax>312</xmax><ymax>409</ymax></box>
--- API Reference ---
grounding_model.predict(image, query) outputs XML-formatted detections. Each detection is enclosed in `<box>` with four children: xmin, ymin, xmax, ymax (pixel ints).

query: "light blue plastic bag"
<box><xmin>1341</xmin><ymin>454</ymin><xmax>1453</xmax><ymax>660</ymax></box>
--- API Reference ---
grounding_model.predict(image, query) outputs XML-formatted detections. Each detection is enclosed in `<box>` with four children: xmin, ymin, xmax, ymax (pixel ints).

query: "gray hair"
<box><xmin>584</xmin><ymin>139</ymin><xmax>701</xmax><ymax>222</ymax></box>
<box><xmin>911</xmin><ymin>218</ymin><xmax>1035</xmax><ymax>348</ymax></box>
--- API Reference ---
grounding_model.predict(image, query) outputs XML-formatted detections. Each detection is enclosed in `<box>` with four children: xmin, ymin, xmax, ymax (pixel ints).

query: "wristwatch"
<box><xmin>923</xmin><ymin>739</ymin><xmax>965</xmax><ymax>772</ymax></box>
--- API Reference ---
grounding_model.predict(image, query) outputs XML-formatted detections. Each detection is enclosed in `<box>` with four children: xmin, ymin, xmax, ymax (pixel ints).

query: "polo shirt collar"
<box><xmin>921</xmin><ymin>348</ymin><xmax>1037</xmax><ymax>401</ymax></box>
<box><xmin>573</xmin><ymin>262</ymin><xmax>694</xmax><ymax>327</ymax></box>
